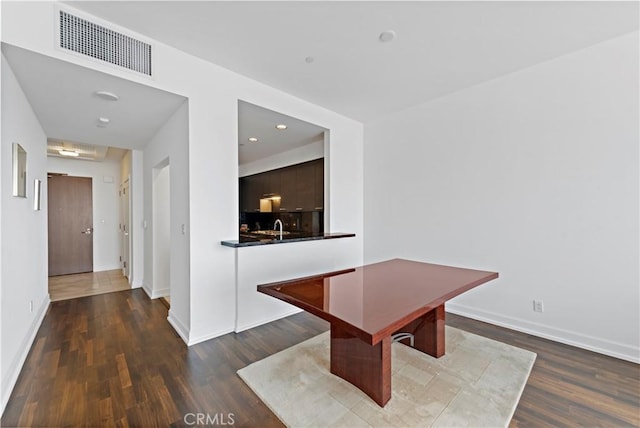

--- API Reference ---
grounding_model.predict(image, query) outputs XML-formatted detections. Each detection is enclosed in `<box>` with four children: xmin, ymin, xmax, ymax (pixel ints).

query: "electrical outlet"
<box><xmin>533</xmin><ymin>300</ymin><xmax>544</xmax><ymax>313</ymax></box>
<box><xmin>29</xmin><ymin>300</ymin><xmax>33</xmax><ymax>313</ymax></box>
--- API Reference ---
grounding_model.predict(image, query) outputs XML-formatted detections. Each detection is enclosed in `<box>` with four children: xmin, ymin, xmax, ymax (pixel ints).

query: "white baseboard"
<box><xmin>185</xmin><ymin>308</ymin><xmax>303</xmax><ymax>346</ymax></box>
<box><xmin>167</xmin><ymin>311</ymin><xmax>232</xmax><ymax>347</ymax></box>
<box><xmin>446</xmin><ymin>302</ymin><xmax>640</xmax><ymax>364</ymax></box>
<box><xmin>141</xmin><ymin>283</ymin><xmax>169</xmax><ymax>299</ymax></box>
<box><xmin>142</xmin><ymin>283</ymin><xmax>153</xmax><ymax>299</ymax></box>
<box><xmin>167</xmin><ymin>310</ymin><xmax>190</xmax><ymax>345</ymax></box>
<box><xmin>1</xmin><ymin>294</ymin><xmax>50</xmax><ymax>415</ymax></box>
<box><xmin>234</xmin><ymin>307</ymin><xmax>303</xmax><ymax>334</ymax></box>
<box><xmin>187</xmin><ymin>326</ymin><xmax>235</xmax><ymax>347</ymax></box>
<box><xmin>93</xmin><ymin>264</ymin><xmax>121</xmax><ymax>272</ymax></box>
<box><xmin>162</xmin><ymin>294</ymin><xmax>232</xmax><ymax>347</ymax></box>
<box><xmin>151</xmin><ymin>287</ymin><xmax>169</xmax><ymax>299</ymax></box>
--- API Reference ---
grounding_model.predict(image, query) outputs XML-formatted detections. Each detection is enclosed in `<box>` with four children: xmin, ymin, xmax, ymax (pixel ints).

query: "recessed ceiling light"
<box><xmin>95</xmin><ymin>91</ymin><xmax>119</xmax><ymax>101</ymax></box>
<box><xmin>275</xmin><ymin>124</ymin><xmax>288</xmax><ymax>130</ymax></box>
<box><xmin>379</xmin><ymin>30</ymin><xmax>396</xmax><ymax>42</ymax></box>
<box><xmin>58</xmin><ymin>149</ymin><xmax>79</xmax><ymax>157</ymax></box>
<box><xmin>97</xmin><ymin>117</ymin><xmax>110</xmax><ymax>128</ymax></box>
<box><xmin>248</xmin><ymin>137</ymin><xmax>259</xmax><ymax>143</ymax></box>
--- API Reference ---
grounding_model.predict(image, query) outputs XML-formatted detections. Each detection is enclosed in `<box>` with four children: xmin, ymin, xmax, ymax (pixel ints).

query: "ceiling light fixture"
<box><xmin>379</xmin><ymin>30</ymin><xmax>396</xmax><ymax>42</ymax></box>
<box><xmin>58</xmin><ymin>149</ymin><xmax>79</xmax><ymax>157</ymax></box>
<box><xmin>248</xmin><ymin>137</ymin><xmax>259</xmax><ymax>142</ymax></box>
<box><xmin>275</xmin><ymin>124</ymin><xmax>288</xmax><ymax>130</ymax></box>
<box><xmin>95</xmin><ymin>90</ymin><xmax>119</xmax><ymax>101</ymax></box>
<box><xmin>97</xmin><ymin>117</ymin><xmax>110</xmax><ymax>128</ymax></box>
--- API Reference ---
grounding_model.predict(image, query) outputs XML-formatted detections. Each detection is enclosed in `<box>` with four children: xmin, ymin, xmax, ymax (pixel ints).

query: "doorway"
<box><xmin>48</xmin><ymin>175</ymin><xmax>93</xmax><ymax>276</ymax></box>
<box><xmin>153</xmin><ymin>160</ymin><xmax>171</xmax><ymax>302</ymax></box>
<box><xmin>120</xmin><ymin>178</ymin><xmax>131</xmax><ymax>279</ymax></box>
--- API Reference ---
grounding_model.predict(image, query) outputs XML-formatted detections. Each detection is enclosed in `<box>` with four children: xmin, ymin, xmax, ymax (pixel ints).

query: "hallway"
<box><xmin>48</xmin><ymin>270</ymin><xmax>130</xmax><ymax>301</ymax></box>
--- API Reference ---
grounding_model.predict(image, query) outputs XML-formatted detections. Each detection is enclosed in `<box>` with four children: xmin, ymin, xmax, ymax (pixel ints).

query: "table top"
<box><xmin>257</xmin><ymin>258</ymin><xmax>498</xmax><ymax>345</ymax></box>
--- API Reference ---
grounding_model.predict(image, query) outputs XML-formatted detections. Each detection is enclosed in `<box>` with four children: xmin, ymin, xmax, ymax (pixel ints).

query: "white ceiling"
<box><xmin>46</xmin><ymin>138</ymin><xmax>128</xmax><ymax>162</ymax></box>
<box><xmin>2</xmin><ymin>44</ymin><xmax>323</xmax><ymax>164</ymax></box>
<box><xmin>66</xmin><ymin>1</ymin><xmax>639</xmax><ymax>122</ymax></box>
<box><xmin>238</xmin><ymin>101</ymin><xmax>325</xmax><ymax>165</ymax></box>
<box><xmin>4</xmin><ymin>2</ymin><xmax>637</xmax><ymax>164</ymax></box>
<box><xmin>2</xmin><ymin>44</ymin><xmax>187</xmax><ymax>152</ymax></box>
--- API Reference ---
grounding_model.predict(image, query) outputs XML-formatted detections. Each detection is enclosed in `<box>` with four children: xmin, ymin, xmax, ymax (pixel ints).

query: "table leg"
<box><xmin>394</xmin><ymin>304</ymin><xmax>445</xmax><ymax>358</ymax></box>
<box><xmin>330</xmin><ymin>324</ymin><xmax>391</xmax><ymax>407</ymax></box>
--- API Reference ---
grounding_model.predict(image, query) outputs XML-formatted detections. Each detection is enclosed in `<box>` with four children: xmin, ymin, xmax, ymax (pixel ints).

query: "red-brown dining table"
<box><xmin>257</xmin><ymin>258</ymin><xmax>499</xmax><ymax>407</ymax></box>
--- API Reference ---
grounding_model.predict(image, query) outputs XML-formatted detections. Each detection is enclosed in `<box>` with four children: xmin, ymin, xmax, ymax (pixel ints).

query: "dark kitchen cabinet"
<box><xmin>295</xmin><ymin>161</ymin><xmax>315</xmax><ymax>211</ymax></box>
<box><xmin>280</xmin><ymin>160</ymin><xmax>316</xmax><ymax>211</ymax></box>
<box><xmin>313</xmin><ymin>159</ymin><xmax>324</xmax><ymax>210</ymax></box>
<box><xmin>278</xmin><ymin>166</ymin><xmax>297</xmax><ymax>212</ymax></box>
<box><xmin>263</xmin><ymin>169</ymin><xmax>280</xmax><ymax>197</ymax></box>
<box><xmin>239</xmin><ymin>158</ymin><xmax>324</xmax><ymax>213</ymax></box>
<box><xmin>241</xmin><ymin>174</ymin><xmax>263</xmax><ymax>212</ymax></box>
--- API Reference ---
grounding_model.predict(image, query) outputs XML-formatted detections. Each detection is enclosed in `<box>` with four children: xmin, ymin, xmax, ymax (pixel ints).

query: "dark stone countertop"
<box><xmin>220</xmin><ymin>232</ymin><xmax>355</xmax><ymax>248</ymax></box>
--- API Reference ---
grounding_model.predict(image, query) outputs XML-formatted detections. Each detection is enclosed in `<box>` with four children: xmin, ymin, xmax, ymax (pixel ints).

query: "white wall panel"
<box><xmin>1</xmin><ymin>54</ymin><xmax>49</xmax><ymax>413</ymax></box>
<box><xmin>364</xmin><ymin>32</ymin><xmax>639</xmax><ymax>362</ymax></box>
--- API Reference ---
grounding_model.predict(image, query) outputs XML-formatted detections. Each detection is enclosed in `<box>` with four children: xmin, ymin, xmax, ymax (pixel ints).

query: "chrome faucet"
<box><xmin>274</xmin><ymin>219</ymin><xmax>283</xmax><ymax>240</ymax></box>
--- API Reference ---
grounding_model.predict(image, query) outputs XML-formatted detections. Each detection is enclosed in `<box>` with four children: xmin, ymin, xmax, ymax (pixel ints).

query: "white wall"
<box><xmin>129</xmin><ymin>149</ymin><xmax>144</xmax><ymax>289</ymax></box>
<box><xmin>239</xmin><ymin>140</ymin><xmax>324</xmax><ymax>177</ymax></box>
<box><xmin>364</xmin><ymin>32</ymin><xmax>639</xmax><ymax>362</ymax></box>
<box><xmin>0</xmin><ymin>49</ymin><xmax>3</xmax><ymax>422</ymax></box>
<box><xmin>152</xmin><ymin>163</ymin><xmax>170</xmax><ymax>298</ymax></box>
<box><xmin>1</xmin><ymin>54</ymin><xmax>49</xmax><ymax>413</ymax></box>
<box><xmin>119</xmin><ymin>149</ymin><xmax>145</xmax><ymax>288</ymax></box>
<box><xmin>142</xmin><ymin>101</ymin><xmax>189</xmax><ymax>344</ymax></box>
<box><xmin>2</xmin><ymin>1</ymin><xmax>363</xmax><ymax>347</ymax></box>
<box><xmin>235</xmin><ymin>237</ymin><xmax>359</xmax><ymax>334</ymax></box>
<box><xmin>120</xmin><ymin>150</ymin><xmax>131</xmax><ymax>184</ymax></box>
<box><xmin>47</xmin><ymin>156</ymin><xmax>122</xmax><ymax>271</ymax></box>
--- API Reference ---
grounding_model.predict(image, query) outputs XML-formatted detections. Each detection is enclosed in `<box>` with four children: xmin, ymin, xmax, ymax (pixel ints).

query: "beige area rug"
<box><xmin>237</xmin><ymin>327</ymin><xmax>536</xmax><ymax>428</ymax></box>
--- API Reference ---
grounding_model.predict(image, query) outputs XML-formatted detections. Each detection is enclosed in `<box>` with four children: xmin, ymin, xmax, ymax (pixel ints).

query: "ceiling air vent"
<box><xmin>59</xmin><ymin>10</ymin><xmax>152</xmax><ymax>76</ymax></box>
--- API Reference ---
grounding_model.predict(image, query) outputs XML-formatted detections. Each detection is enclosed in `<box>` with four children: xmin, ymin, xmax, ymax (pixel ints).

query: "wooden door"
<box><xmin>48</xmin><ymin>175</ymin><xmax>93</xmax><ymax>276</ymax></box>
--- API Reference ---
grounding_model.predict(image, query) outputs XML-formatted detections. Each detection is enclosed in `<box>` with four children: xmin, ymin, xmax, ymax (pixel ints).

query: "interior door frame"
<box><xmin>120</xmin><ymin>177</ymin><xmax>131</xmax><ymax>280</ymax></box>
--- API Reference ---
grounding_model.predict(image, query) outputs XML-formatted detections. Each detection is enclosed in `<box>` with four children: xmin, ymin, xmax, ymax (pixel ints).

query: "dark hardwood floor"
<box><xmin>448</xmin><ymin>316</ymin><xmax>640</xmax><ymax>427</ymax></box>
<box><xmin>2</xmin><ymin>289</ymin><xmax>638</xmax><ymax>427</ymax></box>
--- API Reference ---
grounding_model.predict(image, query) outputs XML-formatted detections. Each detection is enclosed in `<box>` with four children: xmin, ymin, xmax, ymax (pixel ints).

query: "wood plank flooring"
<box><xmin>49</xmin><ymin>270</ymin><xmax>130</xmax><ymax>302</ymax></box>
<box><xmin>447</xmin><ymin>316</ymin><xmax>640</xmax><ymax>427</ymax></box>
<box><xmin>2</xmin><ymin>289</ymin><xmax>638</xmax><ymax>427</ymax></box>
